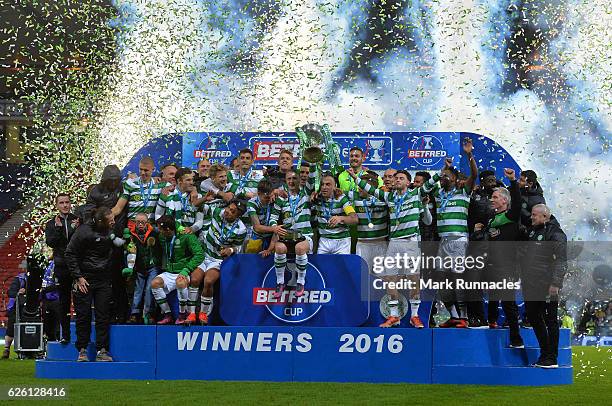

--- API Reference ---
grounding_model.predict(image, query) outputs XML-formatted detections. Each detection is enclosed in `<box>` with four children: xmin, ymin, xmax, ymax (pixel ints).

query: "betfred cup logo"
<box><xmin>407</xmin><ymin>135</ymin><xmax>447</xmax><ymax>168</ymax></box>
<box><xmin>253</xmin><ymin>261</ymin><xmax>333</xmax><ymax>323</ymax></box>
<box><xmin>207</xmin><ymin>135</ymin><xmax>219</xmax><ymax>150</ymax></box>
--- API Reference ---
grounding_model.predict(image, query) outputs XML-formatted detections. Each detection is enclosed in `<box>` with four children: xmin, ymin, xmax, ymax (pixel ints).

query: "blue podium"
<box><xmin>35</xmin><ymin>255</ymin><xmax>572</xmax><ymax>385</ymax></box>
<box><xmin>36</xmin><ymin>326</ymin><xmax>572</xmax><ymax>385</ymax></box>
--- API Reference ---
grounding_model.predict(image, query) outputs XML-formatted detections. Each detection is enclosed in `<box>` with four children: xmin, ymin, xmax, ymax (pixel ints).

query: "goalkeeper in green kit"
<box><xmin>150</xmin><ymin>215</ymin><xmax>204</xmax><ymax>325</ymax></box>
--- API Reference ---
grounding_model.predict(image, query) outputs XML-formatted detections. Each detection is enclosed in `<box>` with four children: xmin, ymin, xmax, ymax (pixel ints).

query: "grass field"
<box><xmin>0</xmin><ymin>345</ymin><xmax>610</xmax><ymax>405</ymax></box>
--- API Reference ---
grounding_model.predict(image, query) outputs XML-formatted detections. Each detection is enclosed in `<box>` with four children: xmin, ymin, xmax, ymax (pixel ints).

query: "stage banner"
<box><xmin>155</xmin><ymin>326</ymin><xmax>433</xmax><ymax>382</ymax></box>
<box><xmin>182</xmin><ymin>131</ymin><xmax>462</xmax><ymax>171</ymax></box>
<box><xmin>220</xmin><ymin>254</ymin><xmax>370</xmax><ymax>327</ymax></box>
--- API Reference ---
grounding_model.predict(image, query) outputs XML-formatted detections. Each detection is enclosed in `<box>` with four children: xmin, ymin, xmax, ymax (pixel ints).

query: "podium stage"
<box><xmin>36</xmin><ymin>325</ymin><xmax>572</xmax><ymax>385</ymax></box>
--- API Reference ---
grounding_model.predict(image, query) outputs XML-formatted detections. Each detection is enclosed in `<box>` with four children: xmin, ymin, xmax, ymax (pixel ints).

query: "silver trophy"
<box><xmin>295</xmin><ymin>123</ymin><xmax>343</xmax><ymax>192</ymax></box>
<box><xmin>367</xmin><ymin>139</ymin><xmax>385</xmax><ymax>162</ymax></box>
<box><xmin>208</xmin><ymin>135</ymin><xmax>219</xmax><ymax>150</ymax></box>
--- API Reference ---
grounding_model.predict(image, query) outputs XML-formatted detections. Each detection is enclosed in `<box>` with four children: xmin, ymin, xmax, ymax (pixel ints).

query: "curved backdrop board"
<box><xmin>122</xmin><ymin>132</ymin><xmax>521</xmax><ymax>185</ymax></box>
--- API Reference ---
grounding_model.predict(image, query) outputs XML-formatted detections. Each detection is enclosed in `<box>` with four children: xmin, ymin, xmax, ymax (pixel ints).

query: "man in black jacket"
<box><xmin>473</xmin><ymin>168</ymin><xmax>524</xmax><ymax>348</ymax></box>
<box><xmin>519</xmin><ymin>169</ymin><xmax>546</xmax><ymax>229</ymax></box>
<box><xmin>44</xmin><ymin>193</ymin><xmax>80</xmax><ymax>344</ymax></box>
<box><xmin>85</xmin><ymin>164</ymin><xmax>129</xmax><ymax>323</ymax></box>
<box><xmin>465</xmin><ymin>170</ymin><xmax>503</xmax><ymax>327</ymax></box>
<box><xmin>264</xmin><ymin>148</ymin><xmax>294</xmax><ymax>190</ymax></box>
<box><xmin>521</xmin><ymin>204</ymin><xmax>567</xmax><ymax>368</ymax></box>
<box><xmin>65</xmin><ymin>206</ymin><xmax>115</xmax><ymax>362</ymax></box>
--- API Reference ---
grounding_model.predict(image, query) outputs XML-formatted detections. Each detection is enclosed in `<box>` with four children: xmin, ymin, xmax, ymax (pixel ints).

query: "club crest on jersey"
<box><xmin>253</xmin><ymin>262</ymin><xmax>333</xmax><ymax>323</ymax></box>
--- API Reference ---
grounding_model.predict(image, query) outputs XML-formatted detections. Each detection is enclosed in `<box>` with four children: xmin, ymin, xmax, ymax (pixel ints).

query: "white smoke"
<box><xmin>95</xmin><ymin>0</ymin><xmax>610</xmax><ymax>239</ymax></box>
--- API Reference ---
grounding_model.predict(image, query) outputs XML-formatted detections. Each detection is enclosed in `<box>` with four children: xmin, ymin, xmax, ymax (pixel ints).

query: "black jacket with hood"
<box><xmin>65</xmin><ymin>221</ymin><xmax>114</xmax><ymax>281</ymax></box>
<box><xmin>85</xmin><ymin>165</ymin><xmax>126</xmax><ymax>234</ymax></box>
<box><xmin>520</xmin><ymin>182</ymin><xmax>546</xmax><ymax>228</ymax></box>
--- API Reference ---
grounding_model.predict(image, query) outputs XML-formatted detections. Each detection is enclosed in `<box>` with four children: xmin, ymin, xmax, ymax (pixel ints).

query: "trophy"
<box><xmin>295</xmin><ymin>123</ymin><xmax>343</xmax><ymax>192</ymax></box>
<box><xmin>367</xmin><ymin>139</ymin><xmax>385</xmax><ymax>162</ymax></box>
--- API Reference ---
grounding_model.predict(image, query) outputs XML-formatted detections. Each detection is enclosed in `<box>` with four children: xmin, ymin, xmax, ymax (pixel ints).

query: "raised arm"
<box><xmin>463</xmin><ymin>138</ymin><xmax>478</xmax><ymax>192</ymax></box>
<box><xmin>347</xmin><ymin>169</ymin><xmax>387</xmax><ymax>201</ymax></box>
<box><xmin>505</xmin><ymin>168</ymin><xmax>522</xmax><ymax>222</ymax></box>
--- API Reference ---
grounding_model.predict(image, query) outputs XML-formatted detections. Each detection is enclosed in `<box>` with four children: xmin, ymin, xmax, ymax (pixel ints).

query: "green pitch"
<box><xmin>0</xmin><ymin>346</ymin><xmax>610</xmax><ymax>405</ymax></box>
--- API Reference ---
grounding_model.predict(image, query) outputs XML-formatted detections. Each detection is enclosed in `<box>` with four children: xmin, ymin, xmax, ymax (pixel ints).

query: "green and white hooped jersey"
<box><xmin>247</xmin><ymin>196</ymin><xmax>273</xmax><ymax>238</ymax></box>
<box><xmin>268</xmin><ymin>171</ymin><xmax>316</xmax><ymax>237</ymax></box>
<box><xmin>347</xmin><ymin>191</ymin><xmax>389</xmax><ymax>240</ymax></box>
<box><xmin>357</xmin><ymin>178</ymin><xmax>423</xmax><ymax>240</ymax></box>
<box><xmin>198</xmin><ymin>180</ymin><xmax>236</xmax><ymax>227</ymax></box>
<box><xmin>228</xmin><ymin>169</ymin><xmax>264</xmax><ymax>198</ymax></box>
<box><xmin>312</xmin><ymin>194</ymin><xmax>354</xmax><ymax>239</ymax></box>
<box><xmin>422</xmin><ymin>173</ymin><xmax>470</xmax><ymax>237</ymax></box>
<box><xmin>155</xmin><ymin>188</ymin><xmax>204</xmax><ymax>232</ymax></box>
<box><xmin>200</xmin><ymin>206</ymin><xmax>247</xmax><ymax>260</ymax></box>
<box><xmin>269</xmin><ymin>190</ymin><xmax>313</xmax><ymax>237</ymax></box>
<box><xmin>121</xmin><ymin>177</ymin><xmax>167</xmax><ymax>221</ymax></box>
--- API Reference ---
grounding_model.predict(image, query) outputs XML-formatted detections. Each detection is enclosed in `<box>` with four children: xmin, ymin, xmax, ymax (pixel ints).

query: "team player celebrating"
<box><xmin>228</xmin><ymin>148</ymin><xmax>264</xmax><ymax>199</ymax></box>
<box><xmin>194</xmin><ymin>163</ymin><xmax>237</xmax><ymax>227</ymax></box>
<box><xmin>186</xmin><ymin>200</ymin><xmax>248</xmax><ymax>325</ymax></box>
<box><xmin>155</xmin><ymin>167</ymin><xmax>203</xmax><ymax>235</ymax></box>
<box><xmin>269</xmin><ymin>169</ymin><xmax>316</xmax><ymax>298</ymax></box>
<box><xmin>112</xmin><ymin>156</ymin><xmax>166</xmax><ymax>223</ymax></box>
<box><xmin>245</xmin><ymin>180</ymin><xmax>286</xmax><ymax>255</ymax></box>
<box><xmin>346</xmin><ymin>170</ymin><xmax>389</xmax><ymax>274</ymax></box>
<box><xmin>349</xmin><ymin>168</ymin><xmax>430</xmax><ymax>329</ymax></box>
<box><xmin>422</xmin><ymin>138</ymin><xmax>478</xmax><ymax>328</ymax></box>
<box><xmin>151</xmin><ymin>215</ymin><xmax>204</xmax><ymax>325</ymax></box>
<box><xmin>312</xmin><ymin>173</ymin><xmax>358</xmax><ymax>254</ymax></box>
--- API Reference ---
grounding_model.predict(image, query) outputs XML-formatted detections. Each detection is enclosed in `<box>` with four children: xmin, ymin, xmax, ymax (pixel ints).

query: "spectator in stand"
<box><xmin>65</xmin><ymin>207</ymin><xmax>116</xmax><ymax>362</ymax></box>
<box><xmin>44</xmin><ymin>193</ymin><xmax>80</xmax><ymax>344</ymax></box>
<box><xmin>1</xmin><ymin>273</ymin><xmax>26</xmax><ymax>359</ymax></box>
<box><xmin>519</xmin><ymin>169</ymin><xmax>546</xmax><ymax>229</ymax></box>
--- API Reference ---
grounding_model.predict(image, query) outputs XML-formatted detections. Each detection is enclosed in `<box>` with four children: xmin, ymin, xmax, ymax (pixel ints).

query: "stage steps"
<box><xmin>36</xmin><ymin>326</ymin><xmax>573</xmax><ymax>385</ymax></box>
<box><xmin>35</xmin><ymin>361</ymin><xmax>155</xmax><ymax>380</ymax></box>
